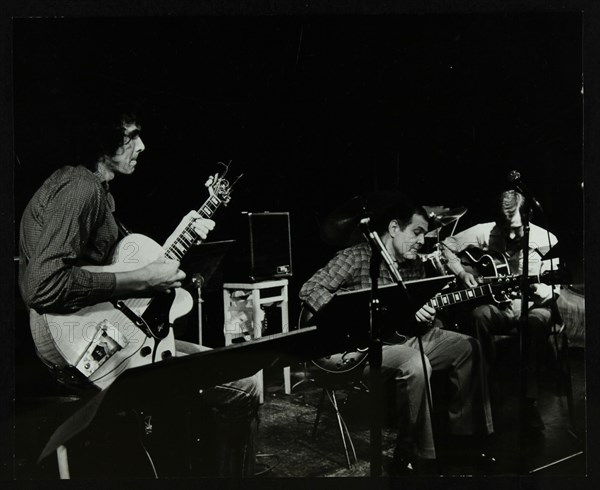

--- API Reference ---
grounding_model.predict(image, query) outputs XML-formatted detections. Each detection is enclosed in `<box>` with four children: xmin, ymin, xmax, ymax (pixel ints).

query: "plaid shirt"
<box><xmin>19</xmin><ymin>165</ymin><xmax>119</xmax><ymax>313</ymax></box>
<box><xmin>299</xmin><ymin>241</ymin><xmax>426</xmax><ymax>314</ymax></box>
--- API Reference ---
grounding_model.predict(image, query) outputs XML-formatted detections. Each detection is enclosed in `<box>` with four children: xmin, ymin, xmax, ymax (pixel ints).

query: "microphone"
<box><xmin>507</xmin><ymin>170</ymin><xmax>542</xmax><ymax>211</ymax></box>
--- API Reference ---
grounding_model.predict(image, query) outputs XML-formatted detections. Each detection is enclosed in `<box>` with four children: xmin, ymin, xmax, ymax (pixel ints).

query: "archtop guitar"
<box><xmin>30</xmin><ymin>166</ymin><xmax>241</xmax><ymax>390</ymax></box>
<box><xmin>304</xmin><ymin>262</ymin><xmax>568</xmax><ymax>374</ymax></box>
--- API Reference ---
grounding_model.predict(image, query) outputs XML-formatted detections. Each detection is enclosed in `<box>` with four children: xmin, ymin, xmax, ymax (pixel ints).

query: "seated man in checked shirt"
<box><xmin>299</xmin><ymin>194</ymin><xmax>495</xmax><ymax>475</ymax></box>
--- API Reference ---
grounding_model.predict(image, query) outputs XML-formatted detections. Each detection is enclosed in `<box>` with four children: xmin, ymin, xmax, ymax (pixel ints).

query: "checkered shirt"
<box><xmin>19</xmin><ymin>165</ymin><xmax>119</xmax><ymax>313</ymax></box>
<box><xmin>299</xmin><ymin>241</ymin><xmax>425</xmax><ymax>314</ymax></box>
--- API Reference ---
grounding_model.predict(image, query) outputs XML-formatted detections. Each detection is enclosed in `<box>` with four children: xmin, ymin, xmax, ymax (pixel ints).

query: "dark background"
<box><xmin>3</xmin><ymin>2</ymin><xmax>597</xmax><ymax>487</ymax></box>
<box><xmin>13</xmin><ymin>14</ymin><xmax>584</xmax><ymax>342</ymax></box>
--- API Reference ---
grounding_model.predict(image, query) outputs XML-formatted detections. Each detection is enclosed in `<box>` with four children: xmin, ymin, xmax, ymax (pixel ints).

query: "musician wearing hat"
<box><xmin>441</xmin><ymin>189</ymin><xmax>560</xmax><ymax>432</ymax></box>
<box><xmin>299</xmin><ymin>193</ymin><xmax>495</xmax><ymax>475</ymax></box>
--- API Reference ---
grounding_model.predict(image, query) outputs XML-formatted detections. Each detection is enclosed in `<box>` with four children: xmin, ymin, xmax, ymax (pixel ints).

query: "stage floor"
<box><xmin>14</xmin><ymin>345</ymin><xmax>586</xmax><ymax>479</ymax></box>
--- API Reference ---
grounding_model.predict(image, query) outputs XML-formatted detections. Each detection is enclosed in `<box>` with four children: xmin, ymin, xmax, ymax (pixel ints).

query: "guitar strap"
<box><xmin>113</xmin><ymin>214</ymin><xmax>133</xmax><ymax>238</ymax></box>
<box><xmin>532</xmin><ymin>247</ymin><xmax>545</xmax><ymax>258</ymax></box>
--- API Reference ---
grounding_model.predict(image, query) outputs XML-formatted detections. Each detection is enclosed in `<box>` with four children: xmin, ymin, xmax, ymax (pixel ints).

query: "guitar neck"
<box><xmin>425</xmin><ymin>270</ymin><xmax>559</xmax><ymax>310</ymax></box>
<box><xmin>163</xmin><ymin>194</ymin><xmax>224</xmax><ymax>261</ymax></box>
<box><xmin>426</xmin><ymin>283</ymin><xmax>494</xmax><ymax>309</ymax></box>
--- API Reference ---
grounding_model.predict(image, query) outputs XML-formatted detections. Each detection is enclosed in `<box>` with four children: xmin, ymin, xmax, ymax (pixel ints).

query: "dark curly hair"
<box><xmin>75</xmin><ymin>102</ymin><xmax>142</xmax><ymax>170</ymax></box>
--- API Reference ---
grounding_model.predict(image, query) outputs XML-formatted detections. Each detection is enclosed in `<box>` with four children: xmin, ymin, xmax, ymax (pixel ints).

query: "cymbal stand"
<box><xmin>359</xmin><ymin>218</ymin><xmax>438</xmax><ymax>476</ymax></box>
<box><xmin>449</xmin><ymin>215</ymin><xmax>463</xmax><ymax>237</ymax></box>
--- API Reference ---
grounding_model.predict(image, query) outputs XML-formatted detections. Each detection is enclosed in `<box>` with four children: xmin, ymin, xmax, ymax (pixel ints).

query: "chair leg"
<box><xmin>311</xmin><ymin>387</ymin><xmax>327</xmax><ymax>440</ymax></box>
<box><xmin>291</xmin><ymin>362</ymin><xmax>312</xmax><ymax>391</ymax></box>
<box><xmin>56</xmin><ymin>444</ymin><xmax>70</xmax><ymax>479</ymax></box>
<box><xmin>326</xmin><ymin>389</ymin><xmax>358</xmax><ymax>469</ymax></box>
<box><xmin>312</xmin><ymin>379</ymin><xmax>363</xmax><ymax>469</ymax></box>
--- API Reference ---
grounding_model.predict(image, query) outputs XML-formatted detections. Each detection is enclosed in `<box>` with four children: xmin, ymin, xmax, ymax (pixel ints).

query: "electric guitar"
<box><xmin>304</xmin><ymin>267</ymin><xmax>569</xmax><ymax>374</ymax></box>
<box><xmin>30</xmin><ymin>166</ymin><xmax>241</xmax><ymax>390</ymax></box>
<box><xmin>456</xmin><ymin>247</ymin><xmax>511</xmax><ymax>279</ymax></box>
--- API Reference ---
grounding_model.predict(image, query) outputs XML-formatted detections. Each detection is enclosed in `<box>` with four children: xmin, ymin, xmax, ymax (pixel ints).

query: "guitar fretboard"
<box><xmin>426</xmin><ymin>284</ymin><xmax>493</xmax><ymax>309</ymax></box>
<box><xmin>423</xmin><ymin>270</ymin><xmax>559</xmax><ymax>310</ymax></box>
<box><xmin>164</xmin><ymin>194</ymin><xmax>223</xmax><ymax>261</ymax></box>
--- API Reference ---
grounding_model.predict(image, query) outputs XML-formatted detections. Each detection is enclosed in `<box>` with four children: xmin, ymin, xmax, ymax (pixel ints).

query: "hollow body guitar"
<box><xmin>29</xmin><ymin>170</ymin><xmax>238</xmax><ymax>390</ymax></box>
<box><xmin>306</xmin><ymin>248</ymin><xmax>564</xmax><ymax>374</ymax></box>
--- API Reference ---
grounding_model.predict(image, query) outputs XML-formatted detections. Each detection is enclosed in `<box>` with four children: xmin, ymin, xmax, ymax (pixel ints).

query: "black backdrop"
<box><xmin>13</xmin><ymin>13</ymin><xmax>583</xmax><ymax>343</ymax></box>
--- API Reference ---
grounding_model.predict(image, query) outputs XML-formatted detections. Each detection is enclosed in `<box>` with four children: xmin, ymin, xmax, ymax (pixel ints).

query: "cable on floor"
<box><xmin>254</xmin><ymin>452</ymin><xmax>281</xmax><ymax>476</ymax></box>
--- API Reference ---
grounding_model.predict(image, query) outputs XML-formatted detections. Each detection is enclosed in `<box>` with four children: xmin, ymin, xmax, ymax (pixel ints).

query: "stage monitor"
<box><xmin>224</xmin><ymin>211</ymin><xmax>293</xmax><ymax>282</ymax></box>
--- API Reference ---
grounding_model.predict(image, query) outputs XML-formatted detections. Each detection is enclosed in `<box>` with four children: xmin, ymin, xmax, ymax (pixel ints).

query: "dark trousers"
<box><xmin>363</xmin><ymin>323</ymin><xmax>493</xmax><ymax>460</ymax></box>
<box><xmin>469</xmin><ymin>301</ymin><xmax>552</xmax><ymax>400</ymax></box>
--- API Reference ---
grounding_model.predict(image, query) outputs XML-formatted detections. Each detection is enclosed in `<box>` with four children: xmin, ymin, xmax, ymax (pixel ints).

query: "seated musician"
<box><xmin>17</xmin><ymin>102</ymin><xmax>259</xmax><ymax>477</ymax></box>
<box><xmin>441</xmin><ymin>189</ymin><xmax>559</xmax><ymax>431</ymax></box>
<box><xmin>299</xmin><ymin>193</ymin><xmax>495</xmax><ymax>475</ymax></box>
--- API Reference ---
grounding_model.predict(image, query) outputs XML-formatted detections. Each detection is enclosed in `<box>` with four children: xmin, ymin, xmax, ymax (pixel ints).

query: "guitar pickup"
<box><xmin>75</xmin><ymin>320</ymin><xmax>128</xmax><ymax>377</ymax></box>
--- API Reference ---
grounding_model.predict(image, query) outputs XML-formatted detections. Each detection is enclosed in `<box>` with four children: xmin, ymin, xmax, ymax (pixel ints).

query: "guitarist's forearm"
<box><xmin>440</xmin><ymin>245</ymin><xmax>465</xmax><ymax>276</ymax></box>
<box><xmin>113</xmin><ymin>268</ymin><xmax>154</xmax><ymax>296</ymax></box>
<box><xmin>112</xmin><ymin>257</ymin><xmax>185</xmax><ymax>296</ymax></box>
<box><xmin>446</xmin><ymin>257</ymin><xmax>465</xmax><ymax>276</ymax></box>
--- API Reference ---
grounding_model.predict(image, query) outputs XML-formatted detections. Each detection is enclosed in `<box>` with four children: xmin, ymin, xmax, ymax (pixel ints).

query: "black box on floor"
<box><xmin>223</xmin><ymin>211</ymin><xmax>293</xmax><ymax>282</ymax></box>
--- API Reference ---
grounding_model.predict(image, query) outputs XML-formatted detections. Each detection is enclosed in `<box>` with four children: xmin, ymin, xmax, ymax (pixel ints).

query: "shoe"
<box><xmin>388</xmin><ymin>449</ymin><xmax>439</xmax><ymax>476</ymax></box>
<box><xmin>388</xmin><ymin>454</ymin><xmax>416</xmax><ymax>476</ymax></box>
<box><xmin>477</xmin><ymin>452</ymin><xmax>498</xmax><ymax>472</ymax></box>
<box><xmin>521</xmin><ymin>399</ymin><xmax>545</xmax><ymax>432</ymax></box>
<box><xmin>440</xmin><ymin>435</ymin><xmax>498</xmax><ymax>475</ymax></box>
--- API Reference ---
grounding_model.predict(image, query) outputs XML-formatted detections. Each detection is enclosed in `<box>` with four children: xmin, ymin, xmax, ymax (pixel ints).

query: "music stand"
<box><xmin>181</xmin><ymin>240</ymin><xmax>235</xmax><ymax>345</ymax></box>
<box><xmin>313</xmin><ymin>277</ymin><xmax>455</xmax><ymax>349</ymax></box>
<box><xmin>38</xmin><ymin>327</ymin><xmax>332</xmax><ymax>465</ymax></box>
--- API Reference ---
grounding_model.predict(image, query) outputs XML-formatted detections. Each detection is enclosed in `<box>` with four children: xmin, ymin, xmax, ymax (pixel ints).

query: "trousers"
<box><xmin>174</xmin><ymin>341</ymin><xmax>260</xmax><ymax>477</ymax></box>
<box><xmin>469</xmin><ymin>301</ymin><xmax>552</xmax><ymax>400</ymax></box>
<box><xmin>363</xmin><ymin>323</ymin><xmax>493</xmax><ymax>459</ymax></box>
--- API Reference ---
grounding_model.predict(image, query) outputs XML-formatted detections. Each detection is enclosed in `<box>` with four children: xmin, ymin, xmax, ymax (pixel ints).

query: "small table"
<box><xmin>223</xmin><ymin>279</ymin><xmax>291</xmax><ymax>403</ymax></box>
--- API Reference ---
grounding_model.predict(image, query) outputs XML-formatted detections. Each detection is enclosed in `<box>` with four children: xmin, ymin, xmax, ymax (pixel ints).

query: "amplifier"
<box><xmin>224</xmin><ymin>211</ymin><xmax>293</xmax><ymax>282</ymax></box>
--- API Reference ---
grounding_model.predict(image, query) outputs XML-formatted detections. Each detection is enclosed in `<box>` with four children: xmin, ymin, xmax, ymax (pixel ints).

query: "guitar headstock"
<box><xmin>487</xmin><ymin>266</ymin><xmax>571</xmax><ymax>299</ymax></box>
<box><xmin>205</xmin><ymin>161</ymin><xmax>244</xmax><ymax>206</ymax></box>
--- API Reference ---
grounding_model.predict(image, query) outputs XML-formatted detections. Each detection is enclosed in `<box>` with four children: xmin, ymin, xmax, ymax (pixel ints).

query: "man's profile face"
<box><xmin>389</xmin><ymin>213</ymin><xmax>429</xmax><ymax>262</ymax></box>
<box><xmin>106</xmin><ymin>122</ymin><xmax>145</xmax><ymax>176</ymax></box>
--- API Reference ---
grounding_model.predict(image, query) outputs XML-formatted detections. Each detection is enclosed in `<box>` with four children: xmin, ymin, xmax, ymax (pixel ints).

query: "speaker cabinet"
<box><xmin>224</xmin><ymin>211</ymin><xmax>293</xmax><ymax>282</ymax></box>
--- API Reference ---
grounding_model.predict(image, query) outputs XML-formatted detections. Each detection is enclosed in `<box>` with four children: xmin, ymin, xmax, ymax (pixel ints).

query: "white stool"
<box><xmin>223</xmin><ymin>279</ymin><xmax>291</xmax><ymax>403</ymax></box>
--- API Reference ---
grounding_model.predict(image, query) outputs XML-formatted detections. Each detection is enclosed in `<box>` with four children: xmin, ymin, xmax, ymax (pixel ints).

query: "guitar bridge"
<box><xmin>75</xmin><ymin>320</ymin><xmax>128</xmax><ymax>377</ymax></box>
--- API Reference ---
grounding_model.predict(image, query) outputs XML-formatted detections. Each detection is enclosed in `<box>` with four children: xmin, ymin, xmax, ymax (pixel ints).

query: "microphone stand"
<box><xmin>359</xmin><ymin>218</ymin><xmax>438</xmax><ymax>476</ymax></box>
<box><xmin>518</xmin><ymin>204</ymin><xmax>531</xmax><ymax>460</ymax></box>
<box><xmin>192</xmin><ymin>273</ymin><xmax>205</xmax><ymax>345</ymax></box>
<box><xmin>362</xmin><ymin>220</ymin><xmax>384</xmax><ymax>477</ymax></box>
<box><xmin>515</xmin><ymin>193</ymin><xmax>583</xmax><ymax>474</ymax></box>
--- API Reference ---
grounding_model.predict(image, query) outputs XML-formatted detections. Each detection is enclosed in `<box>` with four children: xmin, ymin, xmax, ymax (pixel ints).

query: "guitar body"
<box><xmin>28</xmin><ymin>167</ymin><xmax>239</xmax><ymax>390</ymax></box>
<box><xmin>311</xmin><ymin>349</ymin><xmax>369</xmax><ymax>374</ymax></box>
<box><xmin>299</xmin><ymin>306</ymin><xmax>369</xmax><ymax>374</ymax></box>
<box><xmin>30</xmin><ymin>234</ymin><xmax>193</xmax><ymax>390</ymax></box>
<box><xmin>458</xmin><ymin>247</ymin><xmax>511</xmax><ymax>279</ymax></box>
<box><xmin>305</xmin><ymin>248</ymin><xmax>566</xmax><ymax>375</ymax></box>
